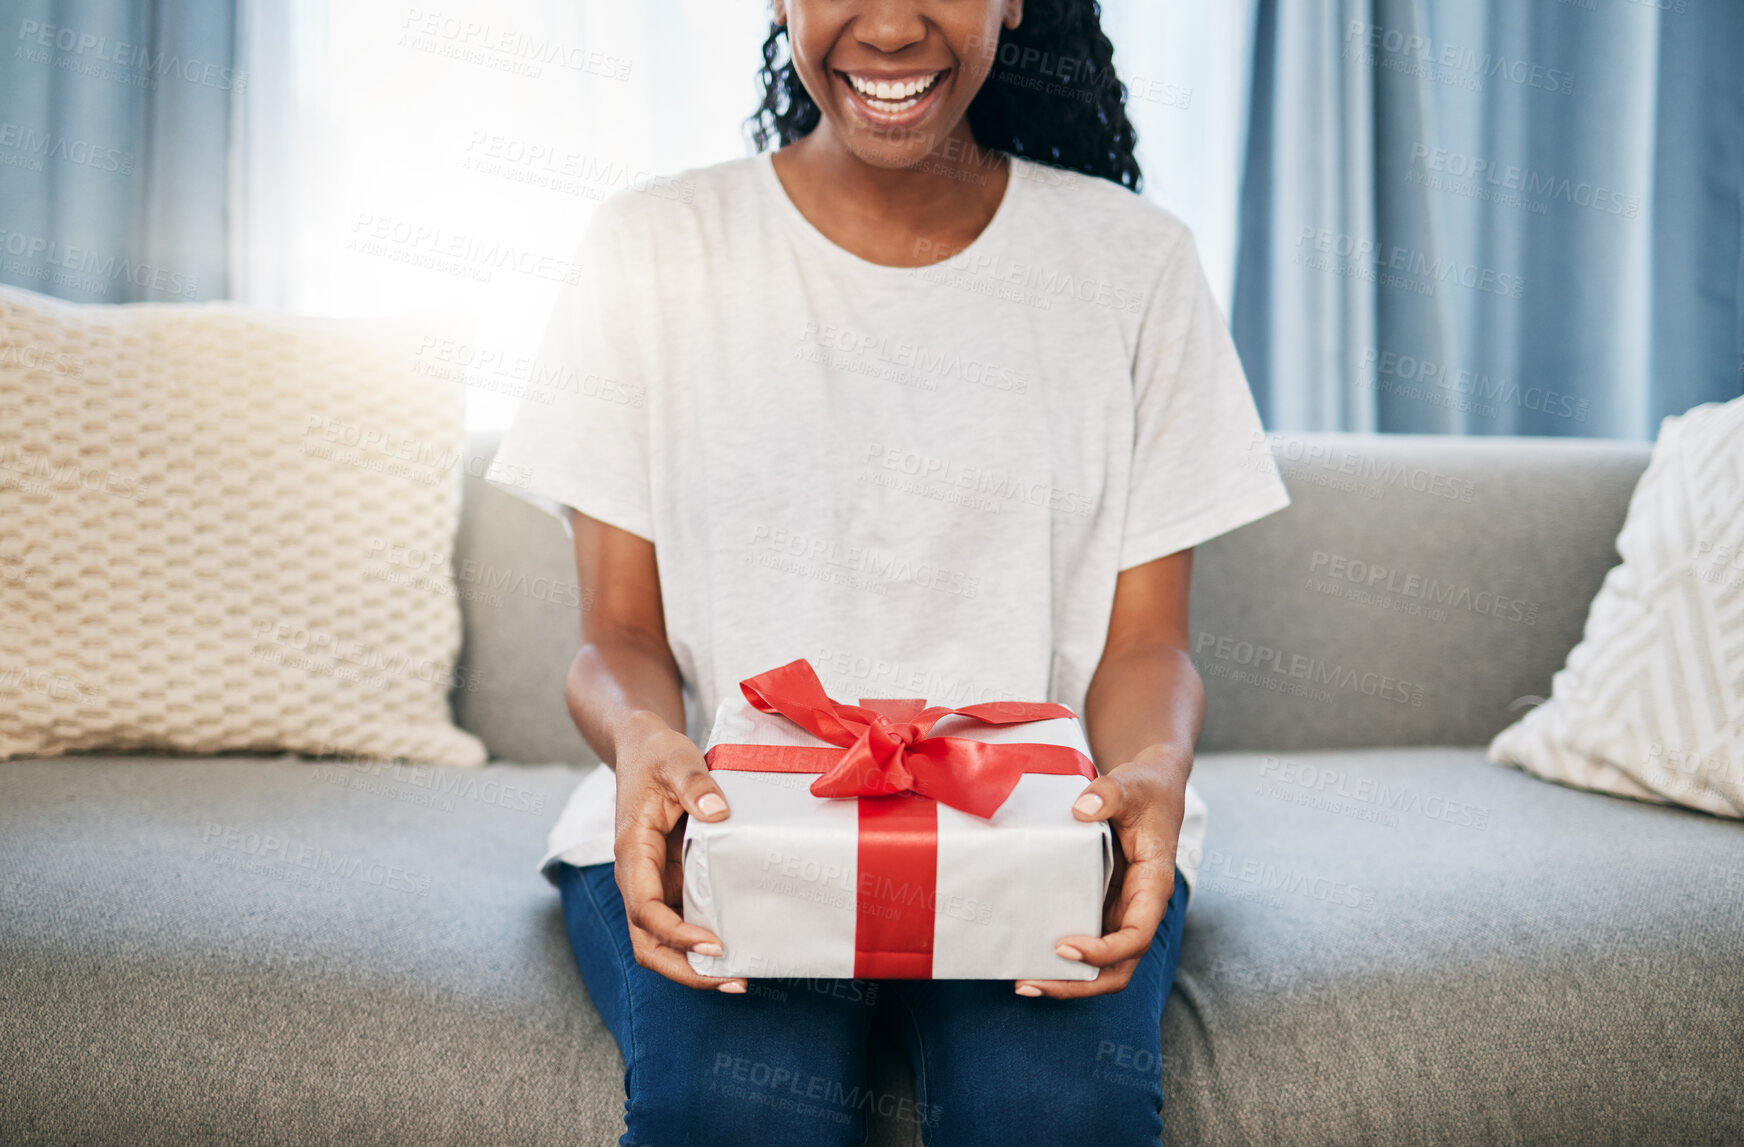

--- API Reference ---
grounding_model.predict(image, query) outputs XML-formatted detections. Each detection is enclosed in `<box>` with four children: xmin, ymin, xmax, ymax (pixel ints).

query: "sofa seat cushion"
<box><xmin>0</xmin><ymin>754</ymin><xmax>618</xmax><ymax>1143</ymax></box>
<box><xmin>0</xmin><ymin>754</ymin><xmax>923</xmax><ymax>1147</ymax></box>
<box><xmin>1167</xmin><ymin>748</ymin><xmax>1744</xmax><ymax>1147</ymax></box>
<box><xmin>4</xmin><ymin>750</ymin><xmax>1741</xmax><ymax>1146</ymax></box>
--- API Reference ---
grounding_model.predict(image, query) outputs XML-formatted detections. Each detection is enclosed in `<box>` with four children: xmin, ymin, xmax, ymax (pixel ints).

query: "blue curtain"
<box><xmin>0</xmin><ymin>0</ymin><xmax>237</xmax><ymax>303</ymax></box>
<box><xmin>1232</xmin><ymin>0</ymin><xmax>1744</xmax><ymax>438</ymax></box>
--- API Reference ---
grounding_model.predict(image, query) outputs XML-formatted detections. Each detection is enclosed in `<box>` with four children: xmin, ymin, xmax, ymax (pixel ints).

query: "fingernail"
<box><xmin>1055</xmin><ymin>943</ymin><xmax>1083</xmax><ymax>961</ymax></box>
<box><xmin>1072</xmin><ymin>792</ymin><xmax>1103</xmax><ymax>817</ymax></box>
<box><xmin>698</xmin><ymin>793</ymin><xmax>728</xmax><ymax>818</ymax></box>
<box><xmin>692</xmin><ymin>942</ymin><xmax>723</xmax><ymax>957</ymax></box>
<box><xmin>718</xmin><ymin>981</ymin><xmax>746</xmax><ymax>994</ymax></box>
<box><xmin>1015</xmin><ymin>984</ymin><xmax>1043</xmax><ymax>997</ymax></box>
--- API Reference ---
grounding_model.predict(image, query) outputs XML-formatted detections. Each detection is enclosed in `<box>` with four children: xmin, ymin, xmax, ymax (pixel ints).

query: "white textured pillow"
<box><xmin>1489</xmin><ymin>397</ymin><xmax>1743</xmax><ymax>817</ymax></box>
<box><xmin>0</xmin><ymin>285</ymin><xmax>486</xmax><ymax>766</ymax></box>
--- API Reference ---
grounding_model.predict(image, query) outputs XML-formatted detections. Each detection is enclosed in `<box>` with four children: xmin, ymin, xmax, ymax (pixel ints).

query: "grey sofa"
<box><xmin>4</xmin><ymin>431</ymin><xmax>1741</xmax><ymax>1147</ymax></box>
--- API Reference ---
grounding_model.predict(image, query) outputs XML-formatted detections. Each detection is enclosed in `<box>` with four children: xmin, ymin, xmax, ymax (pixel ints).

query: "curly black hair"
<box><xmin>747</xmin><ymin>0</ymin><xmax>1142</xmax><ymax>191</ymax></box>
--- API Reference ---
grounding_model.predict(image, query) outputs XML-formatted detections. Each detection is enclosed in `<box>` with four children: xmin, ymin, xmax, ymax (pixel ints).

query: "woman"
<box><xmin>489</xmin><ymin>1</ymin><xmax>1289</xmax><ymax>1143</ymax></box>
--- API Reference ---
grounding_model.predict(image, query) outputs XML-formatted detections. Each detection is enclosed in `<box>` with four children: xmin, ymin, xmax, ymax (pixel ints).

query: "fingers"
<box><xmin>620</xmin><ymin>724</ymin><xmax>730</xmax><ymax>823</ymax></box>
<box><xmin>1019</xmin><ymin>854</ymin><xmax>1174</xmax><ymax>1000</ymax></box>
<box><xmin>618</xmin><ymin>832</ymin><xmax>746</xmax><ymax>991</ymax></box>
<box><xmin>645</xmin><ymin>736</ymin><xmax>729</xmax><ymax>822</ymax></box>
<box><xmin>617</xmin><ymin>821</ymin><xmax>721</xmax><ymax>954</ymax></box>
<box><xmin>1071</xmin><ymin>772</ymin><xmax>1128</xmax><ymax>821</ymax></box>
<box><xmin>1058</xmin><ymin>857</ymin><xmax>1173</xmax><ymax>969</ymax></box>
<box><xmin>1039</xmin><ymin>760</ymin><xmax>1185</xmax><ymax>999</ymax></box>
<box><xmin>661</xmin><ymin>821</ymin><xmax>687</xmax><ymax>906</ymax></box>
<box><xmin>627</xmin><ymin>928</ymin><xmax>747</xmax><ymax>992</ymax></box>
<box><xmin>675</xmin><ymin>765</ymin><xmax>730</xmax><ymax>822</ymax></box>
<box><xmin>1015</xmin><ymin>959</ymin><xmax>1140</xmax><ymax>999</ymax></box>
<box><xmin>1019</xmin><ymin>873</ymin><xmax>1162</xmax><ymax>1000</ymax></box>
<box><xmin>610</xmin><ymin>730</ymin><xmax>742</xmax><ymax>991</ymax></box>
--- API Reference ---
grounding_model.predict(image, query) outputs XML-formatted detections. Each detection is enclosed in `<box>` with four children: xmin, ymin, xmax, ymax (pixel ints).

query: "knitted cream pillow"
<box><xmin>1489</xmin><ymin>397</ymin><xmax>1742</xmax><ymax>817</ymax></box>
<box><xmin>0</xmin><ymin>285</ymin><xmax>486</xmax><ymax>766</ymax></box>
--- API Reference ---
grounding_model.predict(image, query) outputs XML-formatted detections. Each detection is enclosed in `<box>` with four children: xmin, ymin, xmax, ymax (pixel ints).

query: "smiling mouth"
<box><xmin>836</xmin><ymin>68</ymin><xmax>949</xmax><ymax>120</ymax></box>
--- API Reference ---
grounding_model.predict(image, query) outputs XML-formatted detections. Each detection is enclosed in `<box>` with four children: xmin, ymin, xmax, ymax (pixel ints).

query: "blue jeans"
<box><xmin>556</xmin><ymin>860</ymin><xmax>1190</xmax><ymax>1147</ymax></box>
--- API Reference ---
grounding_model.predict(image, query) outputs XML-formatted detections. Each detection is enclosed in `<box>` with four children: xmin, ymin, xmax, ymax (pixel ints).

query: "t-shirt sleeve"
<box><xmin>485</xmin><ymin>198</ymin><xmax>652</xmax><ymax>541</ymax></box>
<box><xmin>1119</xmin><ymin>228</ymin><xmax>1290</xmax><ymax>570</ymax></box>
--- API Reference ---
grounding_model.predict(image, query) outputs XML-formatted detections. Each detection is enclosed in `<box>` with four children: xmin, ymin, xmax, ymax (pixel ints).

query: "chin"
<box><xmin>842</xmin><ymin>136</ymin><xmax>940</xmax><ymax>170</ymax></box>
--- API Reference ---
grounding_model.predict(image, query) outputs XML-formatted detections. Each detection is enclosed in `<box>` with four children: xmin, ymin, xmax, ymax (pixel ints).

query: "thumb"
<box><xmin>1071</xmin><ymin>773</ymin><xmax>1125</xmax><ymax>822</ymax></box>
<box><xmin>671</xmin><ymin>755</ymin><xmax>731</xmax><ymax>822</ymax></box>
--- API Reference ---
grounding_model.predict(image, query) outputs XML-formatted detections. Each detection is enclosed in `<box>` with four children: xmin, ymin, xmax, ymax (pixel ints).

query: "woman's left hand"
<box><xmin>1015</xmin><ymin>750</ymin><xmax>1187</xmax><ymax>999</ymax></box>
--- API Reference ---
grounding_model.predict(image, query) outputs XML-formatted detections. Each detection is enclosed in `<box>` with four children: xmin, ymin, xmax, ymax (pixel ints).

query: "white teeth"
<box><xmin>846</xmin><ymin>70</ymin><xmax>941</xmax><ymax>108</ymax></box>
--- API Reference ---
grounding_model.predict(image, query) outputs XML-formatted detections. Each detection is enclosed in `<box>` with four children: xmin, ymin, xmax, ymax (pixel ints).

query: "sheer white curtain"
<box><xmin>231</xmin><ymin>0</ymin><xmax>1255</xmax><ymax>430</ymax></box>
<box><xmin>1099</xmin><ymin>0</ymin><xmax>1257</xmax><ymax>311</ymax></box>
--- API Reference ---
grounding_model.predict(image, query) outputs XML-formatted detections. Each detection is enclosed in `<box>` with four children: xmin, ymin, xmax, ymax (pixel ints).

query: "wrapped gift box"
<box><xmin>683</xmin><ymin>659</ymin><xmax>1113</xmax><ymax>981</ymax></box>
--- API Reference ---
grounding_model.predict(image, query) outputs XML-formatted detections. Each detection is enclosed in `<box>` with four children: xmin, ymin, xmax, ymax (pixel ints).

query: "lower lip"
<box><xmin>836</xmin><ymin>70</ymin><xmax>950</xmax><ymax>131</ymax></box>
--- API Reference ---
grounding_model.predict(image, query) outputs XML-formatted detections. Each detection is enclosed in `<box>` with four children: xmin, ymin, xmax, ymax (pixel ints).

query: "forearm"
<box><xmin>1082</xmin><ymin>642</ymin><xmax>1204</xmax><ymax>795</ymax></box>
<box><xmin>565</xmin><ymin>634</ymin><xmax>686</xmax><ymax>768</ymax></box>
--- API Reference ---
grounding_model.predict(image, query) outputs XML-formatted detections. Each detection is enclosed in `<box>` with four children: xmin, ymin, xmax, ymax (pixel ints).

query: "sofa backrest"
<box><xmin>452</xmin><ymin>431</ymin><xmax>1650</xmax><ymax>763</ymax></box>
<box><xmin>1185</xmin><ymin>433</ymin><xmax>1646</xmax><ymax>752</ymax></box>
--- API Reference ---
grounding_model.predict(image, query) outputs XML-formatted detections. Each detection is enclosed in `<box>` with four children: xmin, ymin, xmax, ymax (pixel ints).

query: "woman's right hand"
<box><xmin>611</xmin><ymin>710</ymin><xmax>747</xmax><ymax>993</ymax></box>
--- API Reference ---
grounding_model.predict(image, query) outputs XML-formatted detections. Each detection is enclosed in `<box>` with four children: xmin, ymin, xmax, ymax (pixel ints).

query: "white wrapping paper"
<box><xmin>684</xmin><ymin>696</ymin><xmax>1113</xmax><ymax>981</ymax></box>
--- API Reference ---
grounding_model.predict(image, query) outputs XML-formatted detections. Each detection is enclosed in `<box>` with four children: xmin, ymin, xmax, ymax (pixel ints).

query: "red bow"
<box><xmin>729</xmin><ymin>659</ymin><xmax>1094</xmax><ymax>818</ymax></box>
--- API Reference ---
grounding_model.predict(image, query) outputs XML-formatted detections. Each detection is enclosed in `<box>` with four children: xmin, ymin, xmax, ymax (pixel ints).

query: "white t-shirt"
<box><xmin>488</xmin><ymin>151</ymin><xmax>1290</xmax><ymax>900</ymax></box>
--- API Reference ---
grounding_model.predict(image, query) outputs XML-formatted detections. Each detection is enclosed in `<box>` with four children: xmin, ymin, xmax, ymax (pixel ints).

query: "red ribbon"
<box><xmin>720</xmin><ymin>657</ymin><xmax>1094</xmax><ymax>819</ymax></box>
<box><xmin>701</xmin><ymin>659</ymin><xmax>1098</xmax><ymax>978</ymax></box>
